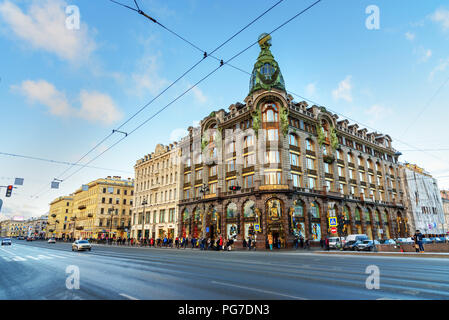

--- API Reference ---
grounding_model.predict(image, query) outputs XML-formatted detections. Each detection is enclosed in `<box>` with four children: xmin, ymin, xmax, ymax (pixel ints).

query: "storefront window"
<box><xmin>243</xmin><ymin>200</ymin><xmax>256</xmax><ymax>217</ymax></box>
<box><xmin>310</xmin><ymin>202</ymin><xmax>320</xmax><ymax>218</ymax></box>
<box><xmin>227</xmin><ymin>203</ymin><xmax>237</xmax><ymax>218</ymax></box>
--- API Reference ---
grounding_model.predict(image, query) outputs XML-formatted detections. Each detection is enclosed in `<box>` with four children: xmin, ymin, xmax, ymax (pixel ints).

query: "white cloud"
<box><xmin>190</xmin><ymin>85</ymin><xmax>207</xmax><ymax>104</ymax></box>
<box><xmin>78</xmin><ymin>90</ymin><xmax>122</xmax><ymax>125</ymax></box>
<box><xmin>429</xmin><ymin>57</ymin><xmax>449</xmax><ymax>80</ymax></box>
<box><xmin>332</xmin><ymin>76</ymin><xmax>353</xmax><ymax>102</ymax></box>
<box><xmin>131</xmin><ymin>53</ymin><xmax>168</xmax><ymax>96</ymax></box>
<box><xmin>169</xmin><ymin>128</ymin><xmax>188</xmax><ymax>143</ymax></box>
<box><xmin>364</xmin><ymin>104</ymin><xmax>392</xmax><ymax>121</ymax></box>
<box><xmin>305</xmin><ymin>82</ymin><xmax>316</xmax><ymax>97</ymax></box>
<box><xmin>405</xmin><ymin>32</ymin><xmax>415</xmax><ymax>41</ymax></box>
<box><xmin>14</xmin><ymin>79</ymin><xmax>73</xmax><ymax>116</ymax></box>
<box><xmin>14</xmin><ymin>80</ymin><xmax>122</xmax><ymax>125</ymax></box>
<box><xmin>431</xmin><ymin>8</ymin><xmax>449</xmax><ymax>31</ymax></box>
<box><xmin>0</xmin><ymin>0</ymin><xmax>96</xmax><ymax>62</ymax></box>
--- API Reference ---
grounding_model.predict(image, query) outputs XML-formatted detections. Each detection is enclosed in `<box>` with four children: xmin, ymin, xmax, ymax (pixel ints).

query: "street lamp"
<box><xmin>108</xmin><ymin>206</ymin><xmax>115</xmax><ymax>242</ymax></box>
<box><xmin>141</xmin><ymin>198</ymin><xmax>147</xmax><ymax>243</ymax></box>
<box><xmin>199</xmin><ymin>184</ymin><xmax>209</xmax><ymax>239</ymax></box>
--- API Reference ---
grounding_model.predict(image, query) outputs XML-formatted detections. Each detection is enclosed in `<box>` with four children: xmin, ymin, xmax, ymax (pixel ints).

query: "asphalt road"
<box><xmin>1</xmin><ymin>239</ymin><xmax>449</xmax><ymax>300</ymax></box>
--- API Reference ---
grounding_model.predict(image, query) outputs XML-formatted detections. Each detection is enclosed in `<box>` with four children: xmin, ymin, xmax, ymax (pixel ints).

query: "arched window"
<box><xmin>310</xmin><ymin>202</ymin><xmax>320</xmax><ymax>218</ymax></box>
<box><xmin>343</xmin><ymin>206</ymin><xmax>351</xmax><ymax>220</ymax></box>
<box><xmin>193</xmin><ymin>208</ymin><xmax>201</xmax><ymax>222</ymax></box>
<box><xmin>260</xmin><ymin>63</ymin><xmax>275</xmax><ymax>80</ymax></box>
<box><xmin>293</xmin><ymin>200</ymin><xmax>304</xmax><ymax>217</ymax></box>
<box><xmin>243</xmin><ymin>200</ymin><xmax>256</xmax><ymax>217</ymax></box>
<box><xmin>364</xmin><ymin>208</ymin><xmax>371</xmax><ymax>222</ymax></box>
<box><xmin>227</xmin><ymin>203</ymin><xmax>237</xmax><ymax>218</ymax></box>
<box><xmin>182</xmin><ymin>209</ymin><xmax>189</xmax><ymax>222</ymax></box>
<box><xmin>355</xmin><ymin>208</ymin><xmax>361</xmax><ymax>221</ymax></box>
<box><xmin>262</xmin><ymin>103</ymin><xmax>278</xmax><ymax>122</ymax></box>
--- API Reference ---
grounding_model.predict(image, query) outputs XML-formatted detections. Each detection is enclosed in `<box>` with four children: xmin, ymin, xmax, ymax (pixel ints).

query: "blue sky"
<box><xmin>0</xmin><ymin>0</ymin><xmax>448</xmax><ymax>219</ymax></box>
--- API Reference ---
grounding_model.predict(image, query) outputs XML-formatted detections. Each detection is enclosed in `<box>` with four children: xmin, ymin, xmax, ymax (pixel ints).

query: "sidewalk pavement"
<box><xmin>314</xmin><ymin>250</ymin><xmax>449</xmax><ymax>258</ymax></box>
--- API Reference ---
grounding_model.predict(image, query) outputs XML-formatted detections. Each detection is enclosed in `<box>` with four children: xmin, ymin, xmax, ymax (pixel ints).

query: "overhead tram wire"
<box><xmin>54</xmin><ymin>0</ymin><xmax>323</xmax><ymax>185</ymax></box>
<box><xmin>0</xmin><ymin>151</ymin><xmax>133</xmax><ymax>174</ymax></box>
<box><xmin>29</xmin><ymin>0</ymin><xmax>287</xmax><ymax>199</ymax></box>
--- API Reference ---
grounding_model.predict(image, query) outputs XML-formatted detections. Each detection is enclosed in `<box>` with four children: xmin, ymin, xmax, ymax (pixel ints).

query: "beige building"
<box><xmin>24</xmin><ymin>215</ymin><xmax>48</xmax><ymax>238</ymax></box>
<box><xmin>0</xmin><ymin>219</ymin><xmax>26</xmax><ymax>237</ymax></box>
<box><xmin>71</xmin><ymin>176</ymin><xmax>134</xmax><ymax>240</ymax></box>
<box><xmin>48</xmin><ymin>196</ymin><xmax>74</xmax><ymax>239</ymax></box>
<box><xmin>132</xmin><ymin>143</ymin><xmax>179</xmax><ymax>240</ymax></box>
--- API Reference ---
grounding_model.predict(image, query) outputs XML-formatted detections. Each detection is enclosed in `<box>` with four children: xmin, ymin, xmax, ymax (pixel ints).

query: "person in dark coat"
<box><xmin>248</xmin><ymin>237</ymin><xmax>252</xmax><ymax>250</ymax></box>
<box><xmin>243</xmin><ymin>238</ymin><xmax>247</xmax><ymax>248</ymax></box>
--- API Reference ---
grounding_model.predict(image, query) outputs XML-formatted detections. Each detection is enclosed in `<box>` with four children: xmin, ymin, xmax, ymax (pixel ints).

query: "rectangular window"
<box><xmin>209</xmin><ymin>182</ymin><xmax>217</xmax><ymax>194</ymax></box>
<box><xmin>226</xmin><ymin>179</ymin><xmax>236</xmax><ymax>189</ymax></box>
<box><xmin>117</xmin><ymin>189</ymin><xmax>120</xmax><ymax>195</ymax></box>
<box><xmin>306</xmin><ymin>158</ymin><xmax>315</xmax><ymax>170</ymax></box>
<box><xmin>243</xmin><ymin>175</ymin><xmax>254</xmax><ymax>188</ymax></box>
<box><xmin>227</xmin><ymin>159</ymin><xmax>236</xmax><ymax>172</ymax></box>
<box><xmin>338</xmin><ymin>166</ymin><xmax>345</xmax><ymax>177</ymax></box>
<box><xmin>102</xmin><ymin>197</ymin><xmax>105</xmax><ymax>203</ymax></box>
<box><xmin>184</xmin><ymin>189</ymin><xmax>190</xmax><ymax>199</ymax></box>
<box><xmin>290</xmin><ymin>153</ymin><xmax>299</xmax><ymax>166</ymax></box>
<box><xmin>209</xmin><ymin>165</ymin><xmax>217</xmax><ymax>176</ymax></box>
<box><xmin>264</xmin><ymin>171</ymin><xmax>282</xmax><ymax>185</ymax></box>
<box><xmin>124</xmin><ymin>190</ymin><xmax>127</xmax><ymax>195</ymax></box>
<box><xmin>308</xmin><ymin>177</ymin><xmax>316</xmax><ymax>189</ymax></box>
<box><xmin>195</xmin><ymin>169</ymin><xmax>202</xmax><ymax>180</ymax></box>
<box><xmin>169</xmin><ymin>208</ymin><xmax>175</xmax><ymax>223</ymax></box>
<box><xmin>266</xmin><ymin>129</ymin><xmax>279</xmax><ymax>141</ymax></box>
<box><xmin>159</xmin><ymin>210</ymin><xmax>165</xmax><ymax>223</ymax></box>
<box><xmin>195</xmin><ymin>187</ymin><xmax>201</xmax><ymax>198</ymax></box>
<box><xmin>244</xmin><ymin>135</ymin><xmax>254</xmax><ymax>147</ymax></box>
<box><xmin>184</xmin><ymin>172</ymin><xmax>191</xmax><ymax>183</ymax></box>
<box><xmin>244</xmin><ymin>154</ymin><xmax>255</xmax><ymax>167</ymax></box>
<box><xmin>292</xmin><ymin>173</ymin><xmax>301</xmax><ymax>187</ymax></box>
<box><xmin>265</xmin><ymin>151</ymin><xmax>280</xmax><ymax>164</ymax></box>
<box><xmin>325</xmin><ymin>180</ymin><xmax>332</xmax><ymax>191</ymax></box>
<box><xmin>324</xmin><ymin>163</ymin><xmax>332</xmax><ymax>174</ymax></box>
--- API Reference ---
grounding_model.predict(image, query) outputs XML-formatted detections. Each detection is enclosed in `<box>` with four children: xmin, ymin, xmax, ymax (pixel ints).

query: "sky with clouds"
<box><xmin>0</xmin><ymin>0</ymin><xmax>448</xmax><ymax>219</ymax></box>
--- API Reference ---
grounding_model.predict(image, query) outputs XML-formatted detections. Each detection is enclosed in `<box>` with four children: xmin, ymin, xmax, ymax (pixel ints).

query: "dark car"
<box><xmin>356</xmin><ymin>240</ymin><xmax>380</xmax><ymax>251</ymax></box>
<box><xmin>343</xmin><ymin>240</ymin><xmax>362</xmax><ymax>251</ymax></box>
<box><xmin>26</xmin><ymin>237</ymin><xmax>34</xmax><ymax>241</ymax></box>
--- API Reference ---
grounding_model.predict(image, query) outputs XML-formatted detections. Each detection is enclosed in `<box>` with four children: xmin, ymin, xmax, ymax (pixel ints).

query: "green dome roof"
<box><xmin>249</xmin><ymin>33</ymin><xmax>285</xmax><ymax>95</ymax></box>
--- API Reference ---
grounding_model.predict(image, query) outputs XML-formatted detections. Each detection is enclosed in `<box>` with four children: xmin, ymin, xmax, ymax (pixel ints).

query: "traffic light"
<box><xmin>5</xmin><ymin>185</ymin><xmax>13</xmax><ymax>197</ymax></box>
<box><xmin>229</xmin><ymin>185</ymin><xmax>241</xmax><ymax>191</ymax></box>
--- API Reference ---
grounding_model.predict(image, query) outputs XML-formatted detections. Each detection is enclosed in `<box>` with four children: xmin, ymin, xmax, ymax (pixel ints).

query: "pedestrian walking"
<box><xmin>175</xmin><ymin>237</ymin><xmax>179</xmax><ymax>249</ymax></box>
<box><xmin>268</xmin><ymin>234</ymin><xmax>273</xmax><ymax>251</ymax></box>
<box><xmin>305</xmin><ymin>238</ymin><xmax>310</xmax><ymax>250</ymax></box>
<box><xmin>294</xmin><ymin>237</ymin><xmax>299</xmax><ymax>249</ymax></box>
<box><xmin>412</xmin><ymin>230</ymin><xmax>425</xmax><ymax>252</ymax></box>
<box><xmin>243</xmin><ymin>238</ymin><xmax>247</xmax><ymax>249</ymax></box>
<box><xmin>248</xmin><ymin>237</ymin><xmax>252</xmax><ymax>251</ymax></box>
<box><xmin>325</xmin><ymin>237</ymin><xmax>330</xmax><ymax>251</ymax></box>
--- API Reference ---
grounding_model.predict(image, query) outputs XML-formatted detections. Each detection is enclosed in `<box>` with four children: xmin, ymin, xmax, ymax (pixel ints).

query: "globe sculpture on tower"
<box><xmin>249</xmin><ymin>33</ymin><xmax>286</xmax><ymax>95</ymax></box>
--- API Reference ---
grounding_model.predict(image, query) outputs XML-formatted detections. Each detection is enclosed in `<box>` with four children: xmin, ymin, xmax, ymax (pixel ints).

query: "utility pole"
<box><xmin>141</xmin><ymin>198</ymin><xmax>147</xmax><ymax>242</ymax></box>
<box><xmin>199</xmin><ymin>184</ymin><xmax>209</xmax><ymax>239</ymax></box>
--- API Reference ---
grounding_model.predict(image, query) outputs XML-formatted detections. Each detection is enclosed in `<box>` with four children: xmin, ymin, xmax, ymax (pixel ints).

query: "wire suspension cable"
<box><xmin>30</xmin><ymin>0</ymin><xmax>286</xmax><ymax>199</ymax></box>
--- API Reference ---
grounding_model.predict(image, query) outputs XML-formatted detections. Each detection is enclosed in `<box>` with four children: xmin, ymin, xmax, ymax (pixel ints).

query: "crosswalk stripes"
<box><xmin>0</xmin><ymin>253</ymin><xmax>70</xmax><ymax>262</ymax></box>
<box><xmin>2</xmin><ymin>256</ymin><xmax>12</xmax><ymax>262</ymax></box>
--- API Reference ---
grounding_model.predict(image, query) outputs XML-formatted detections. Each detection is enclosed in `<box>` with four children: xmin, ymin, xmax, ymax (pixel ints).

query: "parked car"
<box><xmin>397</xmin><ymin>237</ymin><xmax>414</xmax><ymax>244</ymax></box>
<box><xmin>345</xmin><ymin>234</ymin><xmax>369</xmax><ymax>243</ymax></box>
<box><xmin>356</xmin><ymin>240</ymin><xmax>380</xmax><ymax>251</ymax></box>
<box><xmin>48</xmin><ymin>238</ymin><xmax>56</xmax><ymax>244</ymax></box>
<box><xmin>1</xmin><ymin>238</ymin><xmax>12</xmax><ymax>246</ymax></box>
<box><xmin>72</xmin><ymin>240</ymin><xmax>91</xmax><ymax>251</ymax></box>
<box><xmin>422</xmin><ymin>238</ymin><xmax>433</xmax><ymax>244</ymax></box>
<box><xmin>328</xmin><ymin>237</ymin><xmax>345</xmax><ymax>249</ymax></box>
<box><xmin>26</xmin><ymin>237</ymin><xmax>34</xmax><ymax>241</ymax></box>
<box><xmin>381</xmin><ymin>239</ymin><xmax>396</xmax><ymax>245</ymax></box>
<box><xmin>343</xmin><ymin>240</ymin><xmax>362</xmax><ymax>251</ymax></box>
<box><xmin>17</xmin><ymin>236</ymin><xmax>25</xmax><ymax>240</ymax></box>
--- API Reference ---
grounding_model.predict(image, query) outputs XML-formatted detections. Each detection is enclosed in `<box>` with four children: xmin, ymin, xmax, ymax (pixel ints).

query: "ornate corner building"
<box><xmin>177</xmin><ymin>34</ymin><xmax>406</xmax><ymax>248</ymax></box>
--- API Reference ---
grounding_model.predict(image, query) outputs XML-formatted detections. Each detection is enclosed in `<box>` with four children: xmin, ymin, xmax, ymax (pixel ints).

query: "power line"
<box><xmin>55</xmin><ymin>0</ymin><xmax>323</xmax><ymax>185</ymax></box>
<box><xmin>0</xmin><ymin>151</ymin><xmax>133</xmax><ymax>174</ymax></box>
<box><xmin>29</xmin><ymin>0</ymin><xmax>286</xmax><ymax>199</ymax></box>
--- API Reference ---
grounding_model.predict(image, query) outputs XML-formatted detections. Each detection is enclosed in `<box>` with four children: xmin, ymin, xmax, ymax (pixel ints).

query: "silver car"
<box><xmin>72</xmin><ymin>240</ymin><xmax>91</xmax><ymax>251</ymax></box>
<box><xmin>1</xmin><ymin>238</ymin><xmax>12</xmax><ymax>246</ymax></box>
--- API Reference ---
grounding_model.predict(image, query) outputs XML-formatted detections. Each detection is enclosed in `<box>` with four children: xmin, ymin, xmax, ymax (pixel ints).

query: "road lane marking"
<box><xmin>12</xmin><ymin>256</ymin><xmax>26</xmax><ymax>261</ymax></box>
<box><xmin>47</xmin><ymin>254</ymin><xmax>67</xmax><ymax>259</ymax></box>
<box><xmin>25</xmin><ymin>255</ymin><xmax>40</xmax><ymax>260</ymax></box>
<box><xmin>119</xmin><ymin>293</ymin><xmax>139</xmax><ymax>300</ymax></box>
<box><xmin>2</xmin><ymin>256</ymin><xmax>12</xmax><ymax>262</ymax></box>
<box><xmin>37</xmin><ymin>255</ymin><xmax>53</xmax><ymax>260</ymax></box>
<box><xmin>211</xmin><ymin>281</ymin><xmax>308</xmax><ymax>300</ymax></box>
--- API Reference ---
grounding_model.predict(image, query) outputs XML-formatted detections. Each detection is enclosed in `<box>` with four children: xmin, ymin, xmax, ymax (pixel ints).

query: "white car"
<box><xmin>72</xmin><ymin>240</ymin><xmax>91</xmax><ymax>251</ymax></box>
<box><xmin>48</xmin><ymin>238</ymin><xmax>56</xmax><ymax>244</ymax></box>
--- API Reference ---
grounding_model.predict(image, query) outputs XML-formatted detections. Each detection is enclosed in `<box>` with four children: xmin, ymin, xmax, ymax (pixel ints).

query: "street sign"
<box><xmin>328</xmin><ymin>217</ymin><xmax>337</xmax><ymax>227</ymax></box>
<box><xmin>254</xmin><ymin>224</ymin><xmax>260</xmax><ymax>232</ymax></box>
<box><xmin>206</xmin><ymin>227</ymin><xmax>209</xmax><ymax>232</ymax></box>
<box><xmin>331</xmin><ymin>227</ymin><xmax>337</xmax><ymax>233</ymax></box>
<box><xmin>379</xmin><ymin>229</ymin><xmax>383</xmax><ymax>234</ymax></box>
<box><xmin>14</xmin><ymin>178</ymin><xmax>24</xmax><ymax>185</ymax></box>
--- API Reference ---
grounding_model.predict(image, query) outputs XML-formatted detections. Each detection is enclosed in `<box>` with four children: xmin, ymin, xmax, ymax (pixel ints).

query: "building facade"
<box><xmin>24</xmin><ymin>215</ymin><xmax>48</xmax><ymax>238</ymax></box>
<box><xmin>0</xmin><ymin>219</ymin><xmax>26</xmax><ymax>237</ymax></box>
<box><xmin>48</xmin><ymin>196</ymin><xmax>74</xmax><ymax>239</ymax></box>
<box><xmin>70</xmin><ymin>176</ymin><xmax>134</xmax><ymax>240</ymax></box>
<box><xmin>441</xmin><ymin>190</ymin><xmax>449</xmax><ymax>234</ymax></box>
<box><xmin>400</xmin><ymin>163</ymin><xmax>446</xmax><ymax>236</ymax></box>
<box><xmin>131</xmin><ymin>143</ymin><xmax>180</xmax><ymax>240</ymax></box>
<box><xmin>177</xmin><ymin>34</ymin><xmax>406</xmax><ymax>248</ymax></box>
